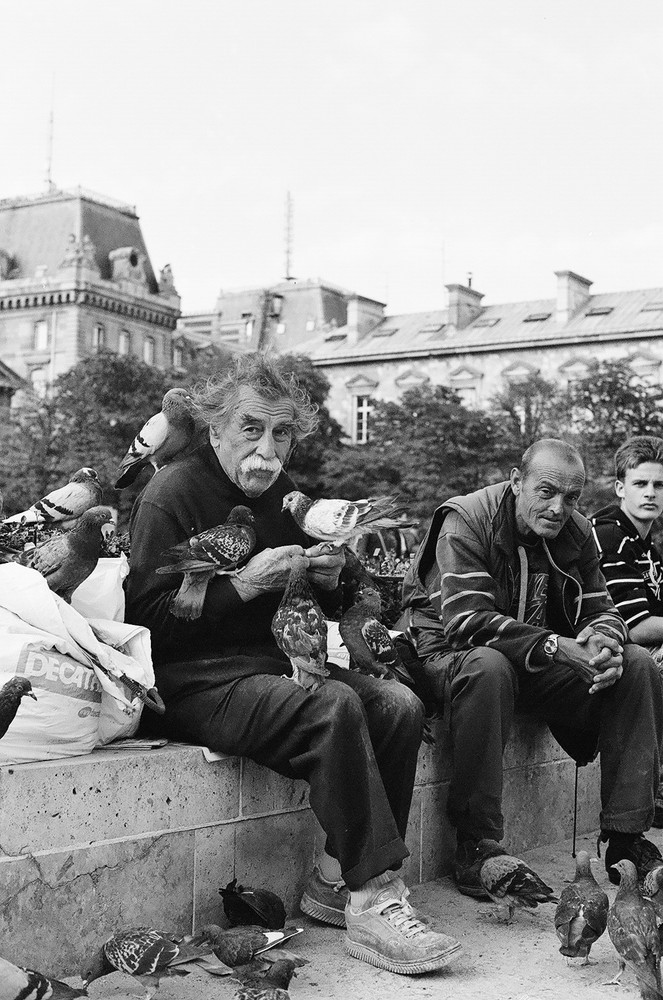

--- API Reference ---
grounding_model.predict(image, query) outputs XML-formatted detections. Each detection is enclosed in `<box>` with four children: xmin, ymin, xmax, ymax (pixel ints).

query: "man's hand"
<box><xmin>304</xmin><ymin>542</ymin><xmax>346</xmax><ymax>591</ymax></box>
<box><xmin>230</xmin><ymin>545</ymin><xmax>307</xmax><ymax>601</ymax></box>
<box><xmin>555</xmin><ymin>629</ymin><xmax>623</xmax><ymax>694</ymax></box>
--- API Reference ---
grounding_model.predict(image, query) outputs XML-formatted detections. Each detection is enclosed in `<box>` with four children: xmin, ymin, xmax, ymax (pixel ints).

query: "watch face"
<box><xmin>544</xmin><ymin>636</ymin><xmax>558</xmax><ymax>656</ymax></box>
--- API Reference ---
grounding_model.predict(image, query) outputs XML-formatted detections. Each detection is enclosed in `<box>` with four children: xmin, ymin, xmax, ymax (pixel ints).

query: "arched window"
<box><xmin>119</xmin><ymin>330</ymin><xmax>131</xmax><ymax>355</ymax></box>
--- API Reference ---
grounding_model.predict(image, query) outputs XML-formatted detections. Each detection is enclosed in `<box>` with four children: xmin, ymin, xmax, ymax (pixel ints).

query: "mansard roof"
<box><xmin>0</xmin><ymin>187</ymin><xmax>159</xmax><ymax>293</ymax></box>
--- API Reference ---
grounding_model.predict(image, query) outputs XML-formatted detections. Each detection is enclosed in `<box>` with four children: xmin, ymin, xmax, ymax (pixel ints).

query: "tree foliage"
<box><xmin>489</xmin><ymin>374</ymin><xmax>564</xmax><ymax>463</ymax></box>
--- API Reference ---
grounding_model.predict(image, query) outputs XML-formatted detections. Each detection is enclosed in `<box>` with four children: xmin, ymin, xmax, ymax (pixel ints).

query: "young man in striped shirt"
<box><xmin>402</xmin><ymin>438</ymin><xmax>663</xmax><ymax>896</ymax></box>
<box><xmin>592</xmin><ymin>435</ymin><xmax>663</xmax><ymax>823</ymax></box>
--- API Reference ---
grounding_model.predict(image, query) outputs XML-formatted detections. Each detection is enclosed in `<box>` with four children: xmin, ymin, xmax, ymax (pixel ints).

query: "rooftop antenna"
<box><xmin>45</xmin><ymin>75</ymin><xmax>56</xmax><ymax>192</ymax></box>
<box><xmin>466</xmin><ymin>270</ymin><xmax>473</xmax><ymax>289</ymax></box>
<box><xmin>284</xmin><ymin>190</ymin><xmax>294</xmax><ymax>281</ymax></box>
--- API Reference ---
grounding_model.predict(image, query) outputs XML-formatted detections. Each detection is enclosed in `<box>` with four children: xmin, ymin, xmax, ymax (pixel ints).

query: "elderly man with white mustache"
<box><xmin>126</xmin><ymin>352</ymin><xmax>461</xmax><ymax>976</ymax></box>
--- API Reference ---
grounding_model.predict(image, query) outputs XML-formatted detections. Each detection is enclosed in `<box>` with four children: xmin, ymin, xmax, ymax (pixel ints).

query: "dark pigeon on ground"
<box><xmin>554</xmin><ymin>850</ymin><xmax>609</xmax><ymax>964</ymax></box>
<box><xmin>188</xmin><ymin>924</ymin><xmax>301</xmax><ymax>968</ymax></box>
<box><xmin>233</xmin><ymin>958</ymin><xmax>296</xmax><ymax>1000</ymax></box>
<box><xmin>476</xmin><ymin>838</ymin><xmax>558</xmax><ymax>922</ymax></box>
<box><xmin>220</xmin><ymin>878</ymin><xmax>287</xmax><ymax>929</ymax></box>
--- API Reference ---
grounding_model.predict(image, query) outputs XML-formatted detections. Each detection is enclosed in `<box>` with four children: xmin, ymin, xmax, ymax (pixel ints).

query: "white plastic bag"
<box><xmin>87</xmin><ymin>618</ymin><xmax>155</xmax><ymax>745</ymax></box>
<box><xmin>71</xmin><ymin>554</ymin><xmax>129</xmax><ymax>622</ymax></box>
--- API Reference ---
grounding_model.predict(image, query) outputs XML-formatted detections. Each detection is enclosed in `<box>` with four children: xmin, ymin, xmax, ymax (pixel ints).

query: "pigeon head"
<box><xmin>227</xmin><ymin>505</ymin><xmax>256</xmax><ymax>528</ymax></box>
<box><xmin>80</xmin><ymin>947</ymin><xmax>109</xmax><ymax>985</ymax></box>
<box><xmin>265</xmin><ymin>958</ymin><xmax>297</xmax><ymax>988</ymax></box>
<box><xmin>610</xmin><ymin>858</ymin><xmax>638</xmax><ymax>887</ymax></box>
<box><xmin>79</xmin><ymin>506</ymin><xmax>114</xmax><ymax>528</ymax></box>
<box><xmin>2</xmin><ymin>677</ymin><xmax>37</xmax><ymax>703</ymax></box>
<box><xmin>574</xmin><ymin>850</ymin><xmax>592</xmax><ymax>876</ymax></box>
<box><xmin>72</xmin><ymin>468</ymin><xmax>99</xmax><ymax>483</ymax></box>
<box><xmin>282</xmin><ymin>491</ymin><xmax>308</xmax><ymax>516</ymax></box>
<box><xmin>357</xmin><ymin>586</ymin><xmax>382</xmax><ymax>612</ymax></box>
<box><xmin>162</xmin><ymin>387</ymin><xmax>193</xmax><ymax>411</ymax></box>
<box><xmin>476</xmin><ymin>838</ymin><xmax>510</xmax><ymax>863</ymax></box>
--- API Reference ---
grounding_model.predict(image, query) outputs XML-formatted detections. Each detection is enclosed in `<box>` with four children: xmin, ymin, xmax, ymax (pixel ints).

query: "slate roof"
<box><xmin>300</xmin><ymin>287</ymin><xmax>663</xmax><ymax>364</ymax></box>
<box><xmin>0</xmin><ymin>188</ymin><xmax>159</xmax><ymax>293</ymax></box>
<box><xmin>0</xmin><ymin>358</ymin><xmax>27</xmax><ymax>391</ymax></box>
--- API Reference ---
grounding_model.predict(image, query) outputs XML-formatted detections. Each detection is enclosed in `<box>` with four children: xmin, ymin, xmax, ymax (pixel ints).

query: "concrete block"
<box><xmin>0</xmin><ymin>831</ymin><xmax>195</xmax><ymax>978</ymax></box>
<box><xmin>504</xmin><ymin>715</ymin><xmax>567</xmax><ymax>769</ymax></box>
<box><xmin>419</xmin><ymin>780</ymin><xmax>455</xmax><ymax>882</ymax></box>
<box><xmin>240</xmin><ymin>758</ymin><xmax>309</xmax><ymax>816</ymax></box>
<box><xmin>192</xmin><ymin>824</ymin><xmax>236</xmax><ymax>930</ymax></box>
<box><xmin>0</xmin><ymin>746</ymin><xmax>240</xmax><ymax>856</ymax></box>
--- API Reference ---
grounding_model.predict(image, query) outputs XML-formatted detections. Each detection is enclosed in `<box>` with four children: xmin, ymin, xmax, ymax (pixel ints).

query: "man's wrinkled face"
<box><xmin>511</xmin><ymin>450</ymin><xmax>585</xmax><ymax>539</ymax></box>
<box><xmin>210</xmin><ymin>388</ymin><xmax>295</xmax><ymax>498</ymax></box>
<box><xmin>616</xmin><ymin>462</ymin><xmax>663</xmax><ymax>532</ymax></box>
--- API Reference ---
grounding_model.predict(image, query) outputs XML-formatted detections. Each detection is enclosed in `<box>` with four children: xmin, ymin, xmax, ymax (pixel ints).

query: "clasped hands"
<box><xmin>228</xmin><ymin>542</ymin><xmax>345</xmax><ymax>601</ymax></box>
<box><xmin>556</xmin><ymin>626</ymin><xmax>623</xmax><ymax>694</ymax></box>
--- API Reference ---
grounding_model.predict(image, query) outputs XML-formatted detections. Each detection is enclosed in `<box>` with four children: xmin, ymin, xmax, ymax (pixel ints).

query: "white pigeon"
<box><xmin>115</xmin><ymin>388</ymin><xmax>198</xmax><ymax>489</ymax></box>
<box><xmin>281</xmin><ymin>491</ymin><xmax>406</xmax><ymax>545</ymax></box>
<box><xmin>2</xmin><ymin>469</ymin><xmax>102</xmax><ymax>527</ymax></box>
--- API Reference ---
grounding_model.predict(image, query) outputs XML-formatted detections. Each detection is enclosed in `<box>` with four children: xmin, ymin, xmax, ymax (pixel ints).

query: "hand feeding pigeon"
<box><xmin>554</xmin><ymin>850</ymin><xmax>608</xmax><ymax>964</ymax></box>
<box><xmin>2</xmin><ymin>468</ymin><xmax>102</xmax><ymax>528</ymax></box>
<box><xmin>81</xmin><ymin>927</ymin><xmax>211</xmax><ymax>999</ymax></box>
<box><xmin>233</xmin><ymin>958</ymin><xmax>296</xmax><ymax>1000</ymax></box>
<box><xmin>0</xmin><ymin>954</ymin><xmax>88</xmax><ymax>1000</ymax></box>
<box><xmin>156</xmin><ymin>506</ymin><xmax>257</xmax><ymax>620</ymax></box>
<box><xmin>188</xmin><ymin>925</ymin><xmax>302</xmax><ymax>968</ymax></box>
<box><xmin>475</xmin><ymin>838</ymin><xmax>558</xmax><ymax>922</ymax></box>
<box><xmin>115</xmin><ymin>387</ymin><xmax>198</xmax><ymax>489</ymax></box>
<box><xmin>282</xmin><ymin>491</ymin><xmax>406</xmax><ymax>546</ymax></box>
<box><xmin>271</xmin><ymin>555</ymin><xmax>328</xmax><ymax>691</ymax></box>
<box><xmin>0</xmin><ymin>507</ymin><xmax>114</xmax><ymax>603</ymax></box>
<box><xmin>607</xmin><ymin>858</ymin><xmax>662</xmax><ymax>999</ymax></box>
<box><xmin>0</xmin><ymin>677</ymin><xmax>37</xmax><ymax>740</ymax></box>
<box><xmin>220</xmin><ymin>878</ymin><xmax>287</xmax><ymax>929</ymax></box>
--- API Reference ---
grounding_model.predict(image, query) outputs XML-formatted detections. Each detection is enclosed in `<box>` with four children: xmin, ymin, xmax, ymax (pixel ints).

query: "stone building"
<box><xmin>0</xmin><ymin>188</ymin><xmax>181</xmax><ymax>393</ymax></box>
<box><xmin>294</xmin><ymin>270</ymin><xmax>663</xmax><ymax>443</ymax></box>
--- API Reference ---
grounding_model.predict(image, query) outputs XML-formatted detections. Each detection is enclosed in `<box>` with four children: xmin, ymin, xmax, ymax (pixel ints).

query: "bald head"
<box><xmin>511</xmin><ymin>438</ymin><xmax>585</xmax><ymax>538</ymax></box>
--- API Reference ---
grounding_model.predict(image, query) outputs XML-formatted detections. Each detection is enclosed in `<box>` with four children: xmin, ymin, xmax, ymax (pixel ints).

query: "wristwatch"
<box><xmin>543</xmin><ymin>634</ymin><xmax>559</xmax><ymax>661</ymax></box>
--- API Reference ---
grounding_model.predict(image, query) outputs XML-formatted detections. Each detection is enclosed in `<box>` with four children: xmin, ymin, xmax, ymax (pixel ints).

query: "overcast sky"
<box><xmin>0</xmin><ymin>0</ymin><xmax>661</xmax><ymax>315</ymax></box>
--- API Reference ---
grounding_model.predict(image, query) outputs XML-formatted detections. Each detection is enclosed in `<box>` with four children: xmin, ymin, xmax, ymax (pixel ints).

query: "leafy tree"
<box><xmin>489</xmin><ymin>373</ymin><xmax>565</xmax><ymax>463</ymax></box>
<box><xmin>0</xmin><ymin>393</ymin><xmax>65</xmax><ymax>514</ymax></box>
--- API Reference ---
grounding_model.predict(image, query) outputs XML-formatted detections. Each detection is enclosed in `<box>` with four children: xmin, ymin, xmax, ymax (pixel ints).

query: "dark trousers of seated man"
<box><xmin>141</xmin><ymin>656</ymin><xmax>423</xmax><ymax>890</ymax></box>
<box><xmin>409</xmin><ymin>638</ymin><xmax>663</xmax><ymax>841</ymax></box>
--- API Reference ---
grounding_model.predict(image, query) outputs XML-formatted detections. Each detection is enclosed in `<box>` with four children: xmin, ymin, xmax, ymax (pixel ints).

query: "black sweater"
<box><xmin>125</xmin><ymin>443</ymin><xmax>341</xmax><ymax>684</ymax></box>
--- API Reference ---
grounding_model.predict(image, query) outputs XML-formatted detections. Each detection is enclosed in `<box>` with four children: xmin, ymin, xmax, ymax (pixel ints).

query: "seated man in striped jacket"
<box><xmin>591</xmin><ymin>435</ymin><xmax>663</xmax><ymax>825</ymax></box>
<box><xmin>402</xmin><ymin>438</ymin><xmax>663</xmax><ymax>897</ymax></box>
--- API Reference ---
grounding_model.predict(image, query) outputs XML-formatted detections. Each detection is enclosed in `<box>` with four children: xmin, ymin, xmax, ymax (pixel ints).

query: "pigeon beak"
<box><xmin>27</xmin><ymin>691</ymin><xmax>38</xmax><ymax>701</ymax></box>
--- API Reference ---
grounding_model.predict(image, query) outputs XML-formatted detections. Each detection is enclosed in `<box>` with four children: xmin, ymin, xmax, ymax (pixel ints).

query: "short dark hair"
<box><xmin>191</xmin><ymin>352</ymin><xmax>319</xmax><ymax>442</ymax></box>
<box><xmin>520</xmin><ymin>438</ymin><xmax>584</xmax><ymax>479</ymax></box>
<box><xmin>615</xmin><ymin>436</ymin><xmax>663</xmax><ymax>480</ymax></box>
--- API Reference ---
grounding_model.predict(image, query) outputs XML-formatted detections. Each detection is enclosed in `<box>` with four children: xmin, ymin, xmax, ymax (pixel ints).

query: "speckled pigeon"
<box><xmin>281</xmin><ymin>491</ymin><xmax>406</xmax><ymax>545</ymax></box>
<box><xmin>607</xmin><ymin>859</ymin><xmax>661</xmax><ymax>999</ymax></box>
<box><xmin>476</xmin><ymin>838</ymin><xmax>558</xmax><ymax>922</ymax></box>
<box><xmin>0</xmin><ymin>677</ymin><xmax>37</xmax><ymax>740</ymax></box>
<box><xmin>554</xmin><ymin>850</ymin><xmax>608</xmax><ymax>963</ymax></box>
<box><xmin>115</xmin><ymin>387</ymin><xmax>197</xmax><ymax>489</ymax></box>
<box><xmin>0</xmin><ymin>953</ymin><xmax>88</xmax><ymax>999</ymax></box>
<box><xmin>272</xmin><ymin>555</ymin><xmax>328</xmax><ymax>691</ymax></box>
<box><xmin>188</xmin><ymin>925</ymin><xmax>302</xmax><ymax>968</ymax></box>
<box><xmin>157</xmin><ymin>505</ymin><xmax>256</xmax><ymax>620</ymax></box>
<box><xmin>2</xmin><ymin>468</ymin><xmax>102</xmax><ymax>527</ymax></box>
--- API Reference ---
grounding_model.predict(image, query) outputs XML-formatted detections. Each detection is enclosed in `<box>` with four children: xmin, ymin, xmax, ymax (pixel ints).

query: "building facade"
<box><xmin>0</xmin><ymin>188</ymin><xmax>181</xmax><ymax>394</ymax></box>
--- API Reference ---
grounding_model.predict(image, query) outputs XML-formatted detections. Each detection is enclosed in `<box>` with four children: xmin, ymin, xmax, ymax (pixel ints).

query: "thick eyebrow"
<box><xmin>238</xmin><ymin>411</ymin><xmax>295</xmax><ymax>431</ymax></box>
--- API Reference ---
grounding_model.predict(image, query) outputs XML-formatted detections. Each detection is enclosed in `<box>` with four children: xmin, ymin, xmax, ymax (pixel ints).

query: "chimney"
<box><xmin>555</xmin><ymin>270</ymin><xmax>592</xmax><ymax>325</ymax></box>
<box><xmin>346</xmin><ymin>294</ymin><xmax>386</xmax><ymax>347</ymax></box>
<box><xmin>445</xmin><ymin>283</ymin><xmax>484</xmax><ymax>330</ymax></box>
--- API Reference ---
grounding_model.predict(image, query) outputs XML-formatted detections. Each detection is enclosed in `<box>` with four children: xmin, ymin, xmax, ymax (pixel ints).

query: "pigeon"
<box><xmin>115</xmin><ymin>388</ymin><xmax>197</xmax><ymax>488</ymax></box>
<box><xmin>475</xmin><ymin>838</ymin><xmax>558</xmax><ymax>922</ymax></box>
<box><xmin>271</xmin><ymin>555</ymin><xmax>328</xmax><ymax>691</ymax></box>
<box><xmin>281</xmin><ymin>491</ymin><xmax>406</xmax><ymax>546</ymax></box>
<box><xmin>0</xmin><ymin>507</ymin><xmax>113</xmax><ymax>603</ymax></box>
<box><xmin>607</xmin><ymin>859</ymin><xmax>662</xmax><ymax>999</ymax></box>
<box><xmin>643</xmin><ymin>864</ymin><xmax>663</xmax><ymax>923</ymax></box>
<box><xmin>0</xmin><ymin>677</ymin><xmax>37</xmax><ymax>740</ymax></box>
<box><xmin>188</xmin><ymin>925</ymin><xmax>302</xmax><ymax>968</ymax></box>
<box><xmin>156</xmin><ymin>506</ymin><xmax>257</xmax><ymax>620</ymax></box>
<box><xmin>2</xmin><ymin>469</ymin><xmax>102</xmax><ymax>527</ymax></box>
<box><xmin>220</xmin><ymin>878</ymin><xmax>287</xmax><ymax>929</ymax></box>
<box><xmin>0</xmin><ymin>953</ymin><xmax>88</xmax><ymax>1000</ymax></box>
<box><xmin>81</xmin><ymin>927</ymin><xmax>211</xmax><ymax>999</ymax></box>
<box><xmin>554</xmin><ymin>850</ymin><xmax>609</xmax><ymax>964</ymax></box>
<box><xmin>233</xmin><ymin>958</ymin><xmax>296</xmax><ymax>1000</ymax></box>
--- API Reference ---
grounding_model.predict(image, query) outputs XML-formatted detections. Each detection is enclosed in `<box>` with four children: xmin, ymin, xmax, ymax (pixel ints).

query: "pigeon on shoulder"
<box><xmin>115</xmin><ymin>388</ymin><xmax>198</xmax><ymax>489</ymax></box>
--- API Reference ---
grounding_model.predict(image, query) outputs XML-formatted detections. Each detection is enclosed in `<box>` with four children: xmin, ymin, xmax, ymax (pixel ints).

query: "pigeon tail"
<box><xmin>290</xmin><ymin>658</ymin><xmax>329</xmax><ymax>691</ymax></box>
<box><xmin>170</xmin><ymin>569</ymin><xmax>216</xmax><ymax>620</ymax></box>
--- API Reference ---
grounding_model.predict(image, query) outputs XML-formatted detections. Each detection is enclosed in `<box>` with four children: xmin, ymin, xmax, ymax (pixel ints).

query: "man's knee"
<box><xmin>451</xmin><ymin>647</ymin><xmax>518</xmax><ymax>695</ymax></box>
<box><xmin>621</xmin><ymin>643</ymin><xmax>661</xmax><ymax>690</ymax></box>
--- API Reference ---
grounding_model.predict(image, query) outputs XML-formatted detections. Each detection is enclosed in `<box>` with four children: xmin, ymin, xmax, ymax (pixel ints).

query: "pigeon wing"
<box><xmin>303</xmin><ymin>499</ymin><xmax>358</xmax><ymax>541</ymax></box>
<box><xmin>105</xmin><ymin>928</ymin><xmax>179</xmax><ymax>975</ymax></box>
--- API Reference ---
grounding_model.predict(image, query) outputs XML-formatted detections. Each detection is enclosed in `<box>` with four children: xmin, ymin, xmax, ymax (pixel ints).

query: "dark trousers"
<box><xmin>147</xmin><ymin>660</ymin><xmax>424</xmax><ymax>890</ymax></box>
<box><xmin>416</xmin><ymin>642</ymin><xmax>663</xmax><ymax>842</ymax></box>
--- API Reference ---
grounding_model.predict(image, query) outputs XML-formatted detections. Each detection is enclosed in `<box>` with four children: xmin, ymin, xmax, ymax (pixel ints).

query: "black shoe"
<box><xmin>453</xmin><ymin>840</ymin><xmax>506</xmax><ymax>900</ymax></box>
<box><xmin>604</xmin><ymin>833</ymin><xmax>663</xmax><ymax>885</ymax></box>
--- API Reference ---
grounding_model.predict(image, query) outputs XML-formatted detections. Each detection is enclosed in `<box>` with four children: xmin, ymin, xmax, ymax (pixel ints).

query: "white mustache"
<box><xmin>240</xmin><ymin>455</ymin><xmax>282</xmax><ymax>474</ymax></box>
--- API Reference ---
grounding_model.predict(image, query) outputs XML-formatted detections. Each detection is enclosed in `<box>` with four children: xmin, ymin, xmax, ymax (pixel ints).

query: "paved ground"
<box><xmin>82</xmin><ymin>828</ymin><xmax>663</xmax><ymax>1000</ymax></box>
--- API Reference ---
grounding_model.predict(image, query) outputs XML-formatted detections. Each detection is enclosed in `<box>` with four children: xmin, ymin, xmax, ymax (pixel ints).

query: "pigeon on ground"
<box><xmin>2</xmin><ymin>469</ymin><xmax>102</xmax><ymax>527</ymax></box>
<box><xmin>475</xmin><ymin>838</ymin><xmax>558</xmax><ymax>923</ymax></box>
<box><xmin>282</xmin><ymin>491</ymin><xmax>406</xmax><ymax>546</ymax></box>
<box><xmin>188</xmin><ymin>925</ymin><xmax>302</xmax><ymax>968</ymax></box>
<box><xmin>607</xmin><ymin>859</ymin><xmax>661</xmax><ymax>999</ymax></box>
<box><xmin>554</xmin><ymin>850</ymin><xmax>609</xmax><ymax>964</ymax></box>
<box><xmin>156</xmin><ymin>506</ymin><xmax>257</xmax><ymax>620</ymax></box>
<box><xmin>220</xmin><ymin>878</ymin><xmax>287</xmax><ymax>929</ymax></box>
<box><xmin>0</xmin><ymin>953</ymin><xmax>88</xmax><ymax>1000</ymax></box>
<box><xmin>81</xmin><ymin>927</ymin><xmax>211</xmax><ymax>999</ymax></box>
<box><xmin>233</xmin><ymin>958</ymin><xmax>296</xmax><ymax>1000</ymax></box>
<box><xmin>0</xmin><ymin>677</ymin><xmax>37</xmax><ymax>740</ymax></box>
<box><xmin>271</xmin><ymin>556</ymin><xmax>328</xmax><ymax>691</ymax></box>
<box><xmin>115</xmin><ymin>388</ymin><xmax>197</xmax><ymax>489</ymax></box>
<box><xmin>0</xmin><ymin>507</ymin><xmax>113</xmax><ymax>602</ymax></box>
